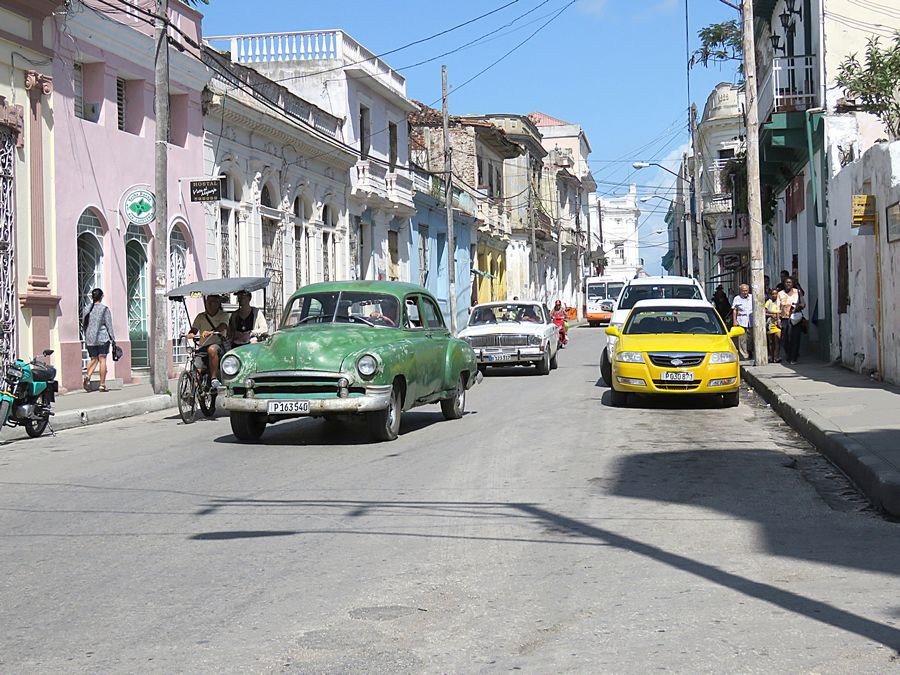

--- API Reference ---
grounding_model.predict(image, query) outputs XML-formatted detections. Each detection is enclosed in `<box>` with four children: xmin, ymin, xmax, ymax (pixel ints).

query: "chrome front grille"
<box><xmin>652</xmin><ymin>380</ymin><xmax>701</xmax><ymax>390</ymax></box>
<box><xmin>468</xmin><ymin>334</ymin><xmax>534</xmax><ymax>348</ymax></box>
<box><xmin>648</xmin><ymin>352</ymin><xmax>706</xmax><ymax>368</ymax></box>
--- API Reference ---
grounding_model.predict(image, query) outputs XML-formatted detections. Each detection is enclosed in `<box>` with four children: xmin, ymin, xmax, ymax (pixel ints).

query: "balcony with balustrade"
<box><xmin>756</xmin><ymin>53</ymin><xmax>823</xmax><ymax>193</ymax></box>
<box><xmin>700</xmin><ymin>158</ymin><xmax>735</xmax><ymax>216</ymax></box>
<box><xmin>206</xmin><ymin>30</ymin><xmax>408</xmax><ymax>102</ymax></box>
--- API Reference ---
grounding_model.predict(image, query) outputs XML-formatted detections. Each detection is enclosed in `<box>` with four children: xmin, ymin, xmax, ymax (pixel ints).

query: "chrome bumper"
<box><xmin>476</xmin><ymin>347</ymin><xmax>543</xmax><ymax>364</ymax></box>
<box><xmin>221</xmin><ymin>384</ymin><xmax>393</xmax><ymax>415</ymax></box>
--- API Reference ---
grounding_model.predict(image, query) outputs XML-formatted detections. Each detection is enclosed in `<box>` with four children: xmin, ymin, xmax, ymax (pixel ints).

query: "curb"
<box><xmin>742</xmin><ymin>366</ymin><xmax>900</xmax><ymax>518</ymax></box>
<box><xmin>52</xmin><ymin>394</ymin><xmax>175</xmax><ymax>432</ymax></box>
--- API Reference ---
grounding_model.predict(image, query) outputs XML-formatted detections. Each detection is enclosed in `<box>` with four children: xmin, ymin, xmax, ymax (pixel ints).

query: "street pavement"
<box><xmin>1</xmin><ymin>328</ymin><xmax>899</xmax><ymax>673</ymax></box>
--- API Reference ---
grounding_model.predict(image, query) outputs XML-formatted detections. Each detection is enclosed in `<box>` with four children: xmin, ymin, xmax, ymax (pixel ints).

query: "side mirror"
<box><xmin>605</xmin><ymin>325</ymin><xmax>621</xmax><ymax>337</ymax></box>
<box><xmin>728</xmin><ymin>326</ymin><xmax>745</xmax><ymax>338</ymax></box>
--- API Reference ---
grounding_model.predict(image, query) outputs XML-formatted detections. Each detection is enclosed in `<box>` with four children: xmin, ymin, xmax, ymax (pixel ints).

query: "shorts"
<box><xmin>199</xmin><ymin>343</ymin><xmax>225</xmax><ymax>356</ymax></box>
<box><xmin>86</xmin><ymin>342</ymin><xmax>110</xmax><ymax>358</ymax></box>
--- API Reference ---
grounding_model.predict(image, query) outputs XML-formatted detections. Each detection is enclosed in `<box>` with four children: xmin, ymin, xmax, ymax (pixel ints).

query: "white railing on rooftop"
<box><xmin>207</xmin><ymin>30</ymin><xmax>407</xmax><ymax>98</ymax></box>
<box><xmin>758</xmin><ymin>54</ymin><xmax>818</xmax><ymax>123</ymax></box>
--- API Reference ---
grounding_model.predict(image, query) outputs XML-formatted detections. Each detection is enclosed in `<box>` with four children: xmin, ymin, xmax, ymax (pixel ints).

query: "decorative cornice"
<box><xmin>24</xmin><ymin>71</ymin><xmax>53</xmax><ymax>97</ymax></box>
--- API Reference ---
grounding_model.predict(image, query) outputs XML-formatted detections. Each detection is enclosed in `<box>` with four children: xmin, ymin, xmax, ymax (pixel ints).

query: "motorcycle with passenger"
<box><xmin>0</xmin><ymin>350</ymin><xmax>58</xmax><ymax>438</ymax></box>
<box><xmin>551</xmin><ymin>311</ymin><xmax>569</xmax><ymax>348</ymax></box>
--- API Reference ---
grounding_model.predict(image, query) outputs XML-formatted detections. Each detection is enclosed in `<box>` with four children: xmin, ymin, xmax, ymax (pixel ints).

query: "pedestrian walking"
<box><xmin>731</xmin><ymin>284</ymin><xmax>753</xmax><ymax>360</ymax></box>
<box><xmin>764</xmin><ymin>287</ymin><xmax>782</xmax><ymax>363</ymax></box>
<box><xmin>82</xmin><ymin>288</ymin><xmax>116</xmax><ymax>392</ymax></box>
<box><xmin>777</xmin><ymin>276</ymin><xmax>804</xmax><ymax>364</ymax></box>
<box><xmin>713</xmin><ymin>285</ymin><xmax>731</xmax><ymax>327</ymax></box>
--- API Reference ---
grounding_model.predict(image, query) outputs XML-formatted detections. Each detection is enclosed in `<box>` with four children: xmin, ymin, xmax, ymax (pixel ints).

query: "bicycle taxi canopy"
<box><xmin>166</xmin><ymin>276</ymin><xmax>270</xmax><ymax>301</ymax></box>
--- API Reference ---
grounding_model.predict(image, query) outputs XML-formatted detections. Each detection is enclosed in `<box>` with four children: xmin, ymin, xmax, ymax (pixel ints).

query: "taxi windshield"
<box><xmin>469</xmin><ymin>303</ymin><xmax>544</xmax><ymax>326</ymax></box>
<box><xmin>624</xmin><ymin>308</ymin><xmax>725</xmax><ymax>335</ymax></box>
<box><xmin>618</xmin><ymin>284</ymin><xmax>701</xmax><ymax>310</ymax></box>
<box><xmin>282</xmin><ymin>291</ymin><xmax>400</xmax><ymax>328</ymax></box>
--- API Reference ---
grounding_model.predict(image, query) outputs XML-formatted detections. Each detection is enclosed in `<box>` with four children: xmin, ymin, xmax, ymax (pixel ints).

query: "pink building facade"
<box><xmin>52</xmin><ymin>1</ymin><xmax>209</xmax><ymax>391</ymax></box>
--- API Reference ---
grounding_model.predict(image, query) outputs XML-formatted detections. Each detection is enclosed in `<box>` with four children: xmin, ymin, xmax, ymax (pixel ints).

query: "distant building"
<box><xmin>599</xmin><ymin>186</ymin><xmax>642</xmax><ymax>280</ymax></box>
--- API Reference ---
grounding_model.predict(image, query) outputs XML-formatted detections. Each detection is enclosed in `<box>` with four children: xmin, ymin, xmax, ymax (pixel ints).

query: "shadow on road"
<box><xmin>596</xmin><ymin>384</ymin><xmax>727</xmax><ymax>410</ymax></box>
<box><xmin>187</xmin><ymin>496</ymin><xmax>900</xmax><ymax>652</ymax></box>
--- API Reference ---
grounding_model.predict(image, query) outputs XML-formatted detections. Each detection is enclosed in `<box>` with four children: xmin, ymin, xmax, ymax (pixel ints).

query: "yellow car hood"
<box><xmin>617</xmin><ymin>333</ymin><xmax>736</xmax><ymax>354</ymax></box>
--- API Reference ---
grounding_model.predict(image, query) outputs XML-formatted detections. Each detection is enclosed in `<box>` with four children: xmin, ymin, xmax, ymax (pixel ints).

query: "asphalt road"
<box><xmin>1</xmin><ymin>327</ymin><xmax>899</xmax><ymax>673</ymax></box>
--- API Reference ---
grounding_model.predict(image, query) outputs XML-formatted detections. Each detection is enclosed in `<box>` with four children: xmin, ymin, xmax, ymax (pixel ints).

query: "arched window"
<box><xmin>260</xmin><ymin>183</ymin><xmax>274</xmax><ymax>209</ymax></box>
<box><xmin>220</xmin><ymin>173</ymin><xmax>241</xmax><ymax>277</ymax></box>
<box><xmin>77</xmin><ymin>209</ymin><xmax>104</xmax><ymax>366</ymax></box>
<box><xmin>125</xmin><ymin>225</ymin><xmax>149</xmax><ymax>368</ymax></box>
<box><xmin>293</xmin><ymin>195</ymin><xmax>307</xmax><ymax>291</ymax></box>
<box><xmin>169</xmin><ymin>227</ymin><xmax>189</xmax><ymax>363</ymax></box>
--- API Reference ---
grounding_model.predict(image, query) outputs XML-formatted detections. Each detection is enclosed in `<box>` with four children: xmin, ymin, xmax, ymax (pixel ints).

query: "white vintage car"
<box><xmin>458</xmin><ymin>301</ymin><xmax>560</xmax><ymax>375</ymax></box>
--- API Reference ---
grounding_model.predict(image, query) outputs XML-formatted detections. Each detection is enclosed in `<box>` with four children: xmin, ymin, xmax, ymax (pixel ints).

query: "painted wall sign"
<box><xmin>851</xmin><ymin>194</ymin><xmax>877</xmax><ymax>227</ymax></box>
<box><xmin>190</xmin><ymin>179</ymin><xmax>221</xmax><ymax>202</ymax></box>
<box><xmin>122</xmin><ymin>186</ymin><xmax>156</xmax><ymax>225</ymax></box>
<box><xmin>887</xmin><ymin>201</ymin><xmax>900</xmax><ymax>243</ymax></box>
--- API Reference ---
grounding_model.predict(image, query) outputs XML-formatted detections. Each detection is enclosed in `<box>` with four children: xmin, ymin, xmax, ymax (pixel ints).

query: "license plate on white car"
<box><xmin>267</xmin><ymin>400</ymin><xmax>311</xmax><ymax>415</ymax></box>
<box><xmin>662</xmin><ymin>371</ymin><xmax>694</xmax><ymax>382</ymax></box>
<box><xmin>487</xmin><ymin>353</ymin><xmax>515</xmax><ymax>362</ymax></box>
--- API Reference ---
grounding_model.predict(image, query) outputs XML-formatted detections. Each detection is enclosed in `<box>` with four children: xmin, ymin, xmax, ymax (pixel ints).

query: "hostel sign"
<box><xmin>189</xmin><ymin>179</ymin><xmax>222</xmax><ymax>202</ymax></box>
<box><xmin>851</xmin><ymin>194</ymin><xmax>877</xmax><ymax>227</ymax></box>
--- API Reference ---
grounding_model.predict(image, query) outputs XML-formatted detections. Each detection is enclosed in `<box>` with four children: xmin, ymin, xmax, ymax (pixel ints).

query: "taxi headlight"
<box><xmin>357</xmin><ymin>354</ymin><xmax>378</xmax><ymax>378</ymax></box>
<box><xmin>221</xmin><ymin>354</ymin><xmax>241</xmax><ymax>377</ymax></box>
<box><xmin>616</xmin><ymin>351</ymin><xmax>645</xmax><ymax>363</ymax></box>
<box><xmin>709</xmin><ymin>352</ymin><xmax>737</xmax><ymax>364</ymax></box>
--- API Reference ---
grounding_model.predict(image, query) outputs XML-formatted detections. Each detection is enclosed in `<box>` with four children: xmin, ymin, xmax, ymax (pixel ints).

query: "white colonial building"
<box><xmin>600</xmin><ymin>185</ymin><xmax>642</xmax><ymax>280</ymax></box>
<box><xmin>201</xmin><ymin>46</ymin><xmax>356</xmax><ymax>324</ymax></box>
<box><xmin>207</xmin><ymin>31</ymin><xmax>418</xmax><ymax>286</ymax></box>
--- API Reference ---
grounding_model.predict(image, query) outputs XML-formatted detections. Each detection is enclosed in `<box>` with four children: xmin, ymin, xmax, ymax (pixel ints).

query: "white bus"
<box><xmin>583</xmin><ymin>276</ymin><xmax>627</xmax><ymax>327</ymax></box>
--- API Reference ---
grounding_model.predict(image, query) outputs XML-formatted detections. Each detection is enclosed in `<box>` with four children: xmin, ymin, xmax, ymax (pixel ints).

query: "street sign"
<box><xmin>722</xmin><ymin>254</ymin><xmax>741</xmax><ymax>269</ymax></box>
<box><xmin>122</xmin><ymin>185</ymin><xmax>156</xmax><ymax>225</ymax></box>
<box><xmin>852</xmin><ymin>194</ymin><xmax>876</xmax><ymax>227</ymax></box>
<box><xmin>190</xmin><ymin>179</ymin><xmax>221</xmax><ymax>202</ymax></box>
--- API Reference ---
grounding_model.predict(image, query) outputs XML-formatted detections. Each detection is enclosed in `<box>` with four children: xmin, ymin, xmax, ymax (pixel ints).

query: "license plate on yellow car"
<box><xmin>267</xmin><ymin>400</ymin><xmax>310</xmax><ymax>415</ymax></box>
<box><xmin>662</xmin><ymin>371</ymin><xmax>694</xmax><ymax>382</ymax></box>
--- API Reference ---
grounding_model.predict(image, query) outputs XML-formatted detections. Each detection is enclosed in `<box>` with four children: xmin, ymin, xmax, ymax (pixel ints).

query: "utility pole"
<box><xmin>151</xmin><ymin>0</ymin><xmax>170</xmax><ymax>394</ymax></box>
<box><xmin>682</xmin><ymin>151</ymin><xmax>694</xmax><ymax>278</ymax></box>
<box><xmin>555</xmin><ymin>180</ymin><xmax>563</xmax><ymax>303</ymax></box>
<box><xmin>529</xmin><ymin>174</ymin><xmax>536</xmax><ymax>300</ymax></box>
<box><xmin>442</xmin><ymin>65</ymin><xmax>457</xmax><ymax>333</ymax></box>
<box><xmin>742</xmin><ymin>0</ymin><xmax>768</xmax><ymax>364</ymax></box>
<box><xmin>690</xmin><ymin>104</ymin><xmax>706</xmax><ymax>291</ymax></box>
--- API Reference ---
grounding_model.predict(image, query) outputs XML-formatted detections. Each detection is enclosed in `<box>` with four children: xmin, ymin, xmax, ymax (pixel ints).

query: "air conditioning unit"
<box><xmin>85</xmin><ymin>102</ymin><xmax>101</xmax><ymax>123</ymax></box>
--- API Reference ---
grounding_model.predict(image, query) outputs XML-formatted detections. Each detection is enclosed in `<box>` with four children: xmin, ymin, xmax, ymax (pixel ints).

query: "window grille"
<box><xmin>74</xmin><ymin>64</ymin><xmax>85</xmax><ymax>119</ymax></box>
<box><xmin>116</xmin><ymin>77</ymin><xmax>126</xmax><ymax>131</ymax></box>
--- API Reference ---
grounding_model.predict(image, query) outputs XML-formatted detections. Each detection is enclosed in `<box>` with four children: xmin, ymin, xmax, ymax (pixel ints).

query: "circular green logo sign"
<box><xmin>123</xmin><ymin>187</ymin><xmax>156</xmax><ymax>225</ymax></box>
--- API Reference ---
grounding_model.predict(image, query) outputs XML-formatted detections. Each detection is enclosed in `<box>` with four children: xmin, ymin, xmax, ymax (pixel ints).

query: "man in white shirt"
<box><xmin>731</xmin><ymin>283</ymin><xmax>753</xmax><ymax>360</ymax></box>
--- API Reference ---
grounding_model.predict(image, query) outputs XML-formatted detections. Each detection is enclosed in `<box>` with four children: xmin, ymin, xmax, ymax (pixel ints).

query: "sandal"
<box><xmin>83</xmin><ymin>376</ymin><xmax>91</xmax><ymax>392</ymax></box>
<box><xmin>98</xmin><ymin>385</ymin><xmax>109</xmax><ymax>392</ymax></box>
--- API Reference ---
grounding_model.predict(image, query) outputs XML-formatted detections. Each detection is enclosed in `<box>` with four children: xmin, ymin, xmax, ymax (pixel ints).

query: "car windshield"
<box><xmin>618</xmin><ymin>284</ymin><xmax>701</xmax><ymax>310</ymax></box>
<box><xmin>469</xmin><ymin>303</ymin><xmax>544</xmax><ymax>326</ymax></box>
<box><xmin>624</xmin><ymin>308</ymin><xmax>726</xmax><ymax>335</ymax></box>
<box><xmin>282</xmin><ymin>291</ymin><xmax>401</xmax><ymax>329</ymax></box>
<box><xmin>586</xmin><ymin>282</ymin><xmax>623</xmax><ymax>302</ymax></box>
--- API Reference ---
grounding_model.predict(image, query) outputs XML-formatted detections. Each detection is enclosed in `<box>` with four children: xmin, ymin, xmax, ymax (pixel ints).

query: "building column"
<box><xmin>19</xmin><ymin>70</ymin><xmax>59</xmax><ymax>357</ymax></box>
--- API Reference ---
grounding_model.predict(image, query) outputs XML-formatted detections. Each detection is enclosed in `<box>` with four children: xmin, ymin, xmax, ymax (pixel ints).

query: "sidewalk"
<box><xmin>742</xmin><ymin>360</ymin><xmax>900</xmax><ymax>518</ymax></box>
<box><xmin>51</xmin><ymin>379</ymin><xmax>176</xmax><ymax>431</ymax></box>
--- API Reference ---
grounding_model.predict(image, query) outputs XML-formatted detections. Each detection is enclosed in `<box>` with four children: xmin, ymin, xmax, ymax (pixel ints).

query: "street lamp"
<box><xmin>634</xmin><ymin>162</ymin><xmax>693</xmax><ymax>280</ymax></box>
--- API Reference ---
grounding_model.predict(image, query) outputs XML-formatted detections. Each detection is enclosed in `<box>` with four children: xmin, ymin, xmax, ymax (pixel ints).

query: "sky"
<box><xmin>201</xmin><ymin>0</ymin><xmax>742</xmax><ymax>275</ymax></box>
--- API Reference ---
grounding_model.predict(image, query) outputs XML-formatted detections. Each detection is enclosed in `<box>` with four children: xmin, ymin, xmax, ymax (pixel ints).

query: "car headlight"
<box><xmin>221</xmin><ymin>354</ymin><xmax>241</xmax><ymax>377</ymax></box>
<box><xmin>529</xmin><ymin>334</ymin><xmax>542</xmax><ymax>346</ymax></box>
<box><xmin>616</xmin><ymin>351</ymin><xmax>645</xmax><ymax>363</ymax></box>
<box><xmin>357</xmin><ymin>354</ymin><xmax>378</xmax><ymax>378</ymax></box>
<box><xmin>601</xmin><ymin>302</ymin><xmax>613</xmax><ymax>311</ymax></box>
<box><xmin>709</xmin><ymin>352</ymin><xmax>737</xmax><ymax>364</ymax></box>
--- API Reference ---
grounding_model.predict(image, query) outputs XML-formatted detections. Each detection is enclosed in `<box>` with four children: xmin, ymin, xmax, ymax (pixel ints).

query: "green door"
<box><xmin>418</xmin><ymin>294</ymin><xmax>450</xmax><ymax>395</ymax></box>
<box><xmin>126</xmin><ymin>239</ymin><xmax>149</xmax><ymax>368</ymax></box>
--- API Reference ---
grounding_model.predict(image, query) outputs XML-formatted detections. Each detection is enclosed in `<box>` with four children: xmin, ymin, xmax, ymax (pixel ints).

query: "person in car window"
<box><xmin>521</xmin><ymin>305</ymin><xmax>541</xmax><ymax>322</ymax></box>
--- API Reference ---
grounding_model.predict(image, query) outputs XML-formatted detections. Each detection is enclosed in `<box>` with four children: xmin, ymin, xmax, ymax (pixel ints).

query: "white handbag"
<box><xmin>789</xmin><ymin>311</ymin><xmax>803</xmax><ymax>325</ymax></box>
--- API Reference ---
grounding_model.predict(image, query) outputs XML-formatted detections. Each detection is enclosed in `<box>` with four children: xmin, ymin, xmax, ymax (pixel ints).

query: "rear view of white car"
<box><xmin>599</xmin><ymin>276</ymin><xmax>708</xmax><ymax>386</ymax></box>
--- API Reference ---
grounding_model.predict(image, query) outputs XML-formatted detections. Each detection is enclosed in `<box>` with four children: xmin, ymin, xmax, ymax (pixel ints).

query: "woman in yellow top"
<box><xmin>764</xmin><ymin>287</ymin><xmax>781</xmax><ymax>363</ymax></box>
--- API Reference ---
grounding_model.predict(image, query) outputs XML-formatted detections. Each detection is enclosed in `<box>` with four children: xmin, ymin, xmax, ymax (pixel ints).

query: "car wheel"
<box><xmin>549</xmin><ymin>348</ymin><xmax>559</xmax><ymax>370</ymax></box>
<box><xmin>600</xmin><ymin>349</ymin><xmax>612</xmax><ymax>386</ymax></box>
<box><xmin>230</xmin><ymin>411</ymin><xmax>267</xmax><ymax>442</ymax></box>
<box><xmin>535</xmin><ymin>349</ymin><xmax>551</xmax><ymax>375</ymax></box>
<box><xmin>440</xmin><ymin>374</ymin><xmax>466</xmax><ymax>420</ymax></box>
<box><xmin>722</xmin><ymin>390</ymin><xmax>740</xmax><ymax>408</ymax></box>
<box><xmin>368</xmin><ymin>385</ymin><xmax>401</xmax><ymax>442</ymax></box>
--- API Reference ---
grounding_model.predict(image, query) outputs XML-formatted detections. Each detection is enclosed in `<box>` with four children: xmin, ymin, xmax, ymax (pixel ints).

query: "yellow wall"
<box><xmin>476</xmin><ymin>242</ymin><xmax>507</xmax><ymax>304</ymax></box>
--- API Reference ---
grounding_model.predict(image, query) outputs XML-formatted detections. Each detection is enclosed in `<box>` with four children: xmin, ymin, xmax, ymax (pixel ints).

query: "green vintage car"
<box><xmin>220</xmin><ymin>281</ymin><xmax>479</xmax><ymax>442</ymax></box>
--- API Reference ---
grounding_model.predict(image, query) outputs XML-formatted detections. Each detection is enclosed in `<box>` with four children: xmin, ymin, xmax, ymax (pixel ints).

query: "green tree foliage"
<box><xmin>689</xmin><ymin>19</ymin><xmax>742</xmax><ymax>70</ymax></box>
<box><xmin>836</xmin><ymin>33</ymin><xmax>900</xmax><ymax>140</ymax></box>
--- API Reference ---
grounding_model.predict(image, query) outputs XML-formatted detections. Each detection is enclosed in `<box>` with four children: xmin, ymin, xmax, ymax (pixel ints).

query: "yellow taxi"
<box><xmin>604</xmin><ymin>299</ymin><xmax>744</xmax><ymax>407</ymax></box>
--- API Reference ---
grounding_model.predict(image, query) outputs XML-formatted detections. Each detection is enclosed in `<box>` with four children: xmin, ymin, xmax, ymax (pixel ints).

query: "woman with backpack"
<box><xmin>82</xmin><ymin>288</ymin><xmax>116</xmax><ymax>392</ymax></box>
